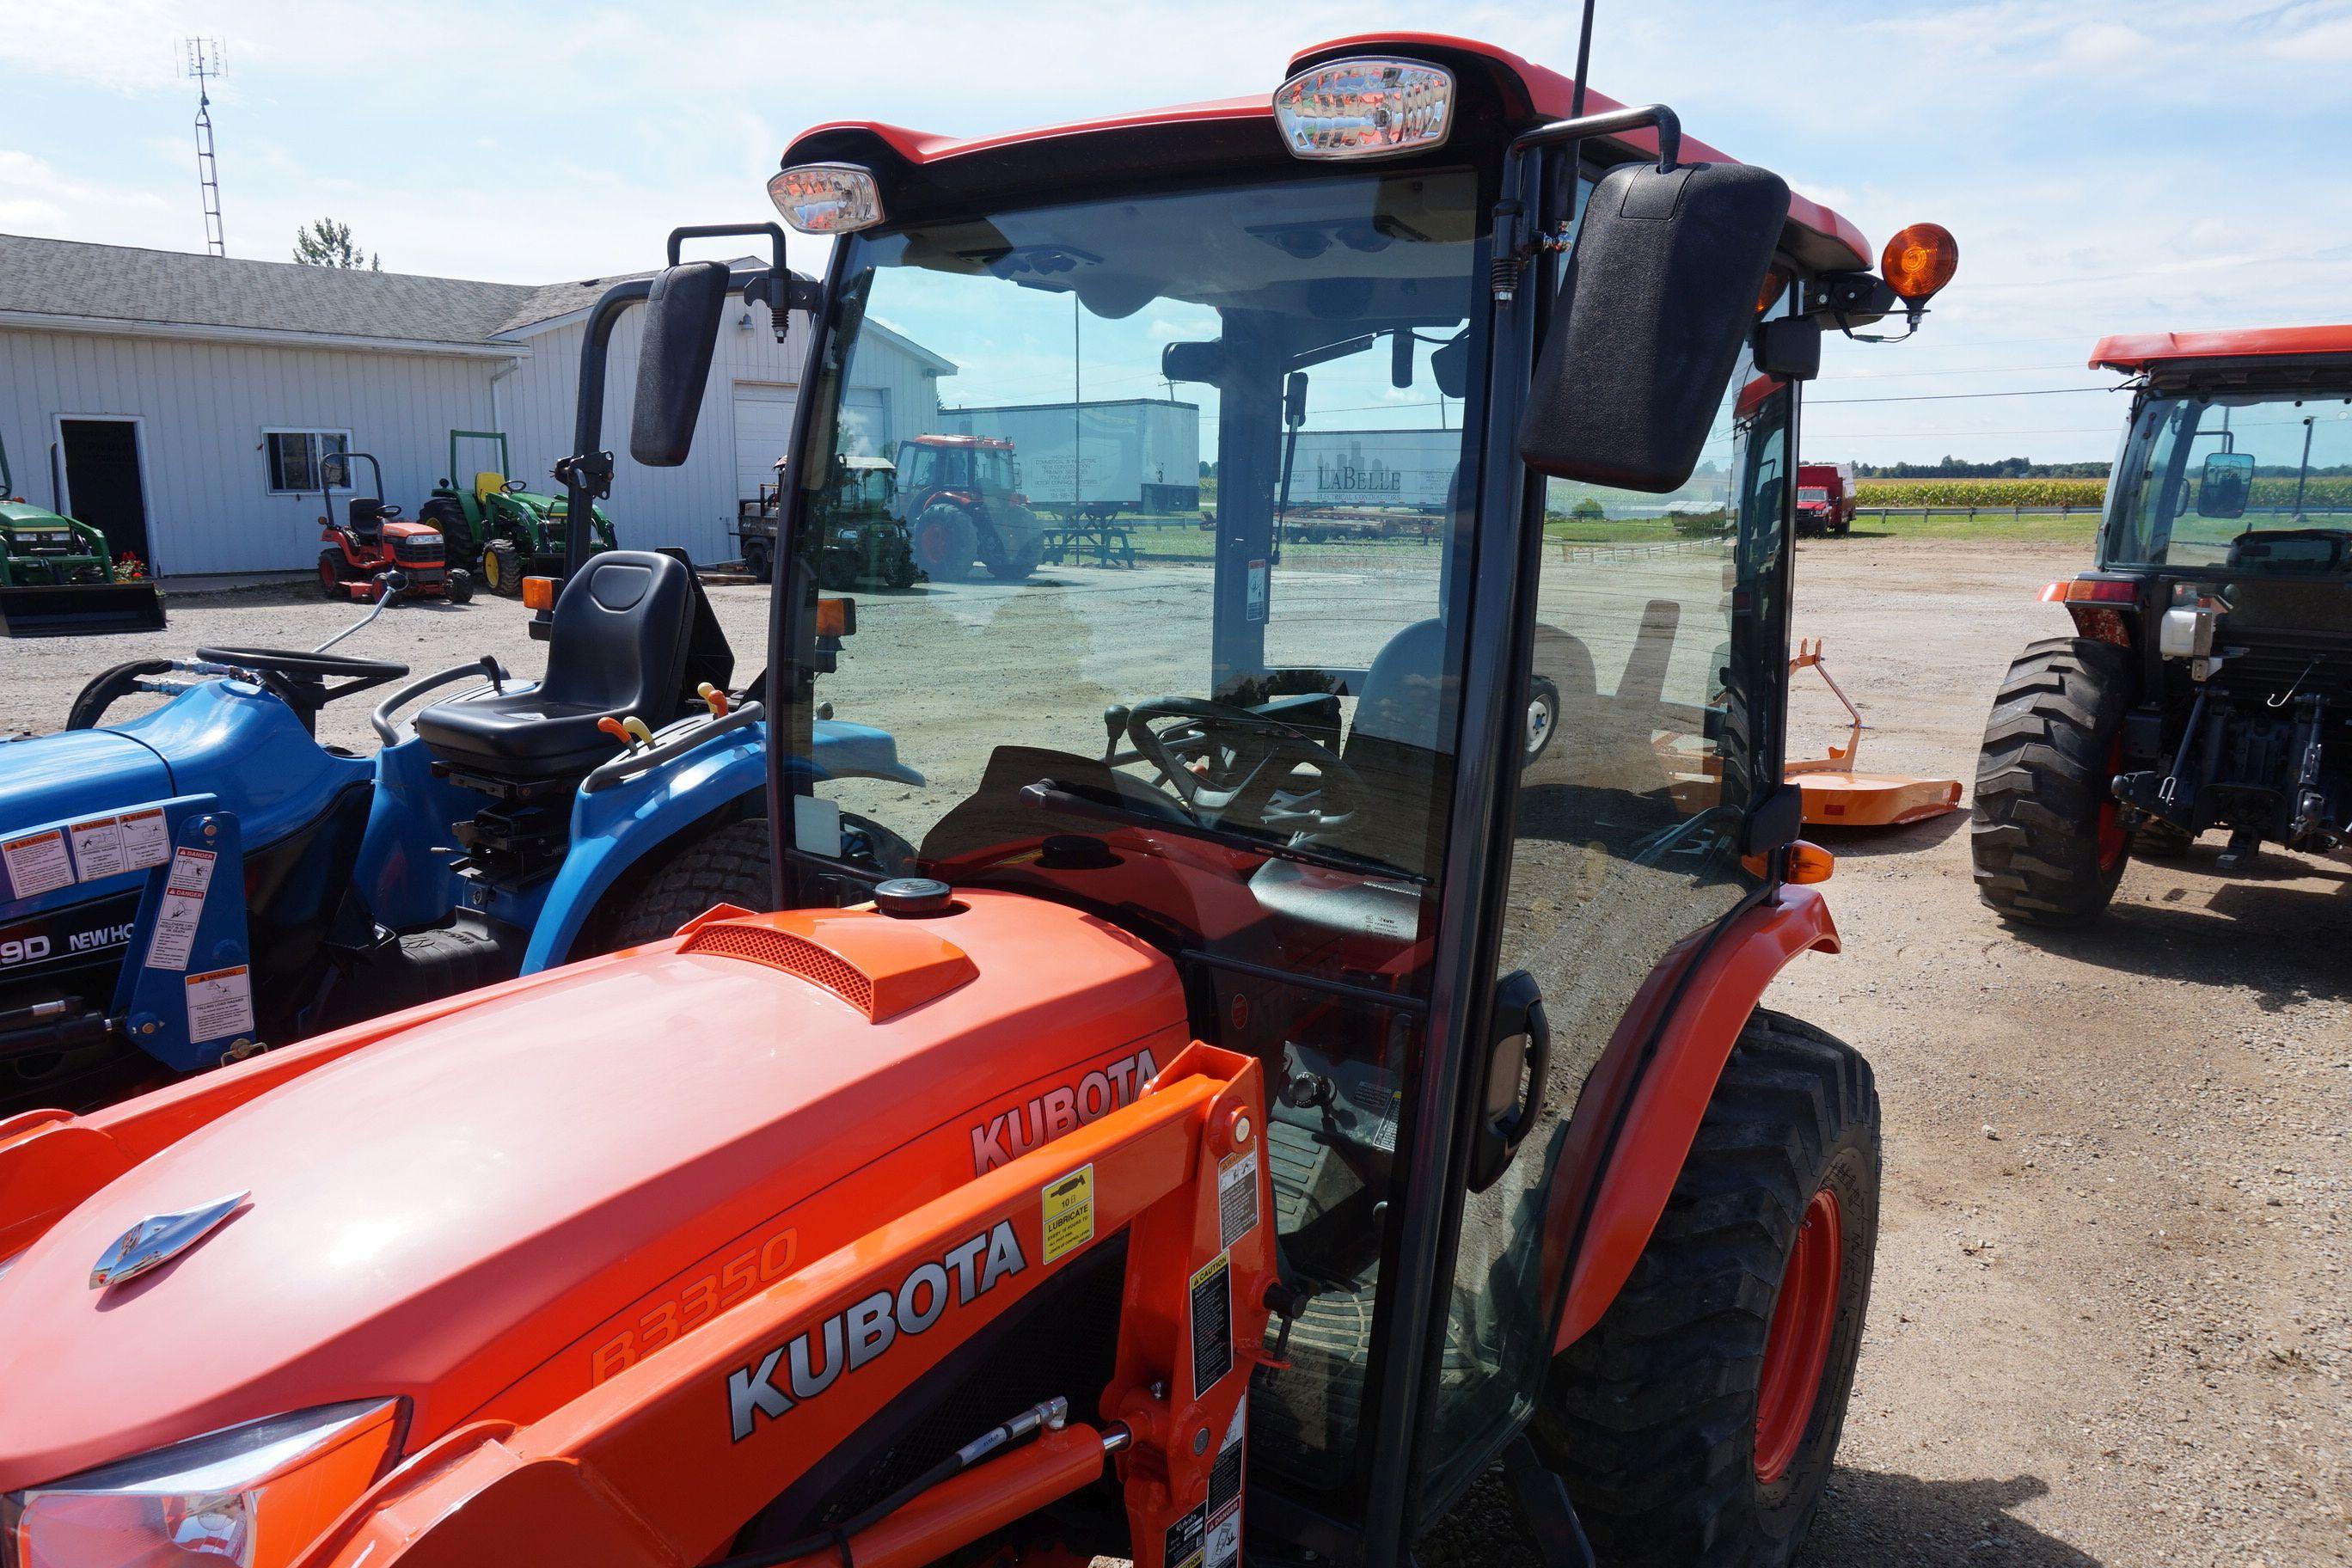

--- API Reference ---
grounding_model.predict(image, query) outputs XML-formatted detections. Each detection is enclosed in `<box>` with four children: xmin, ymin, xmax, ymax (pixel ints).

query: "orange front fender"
<box><xmin>1547</xmin><ymin>885</ymin><xmax>1841</xmax><ymax>1352</ymax></box>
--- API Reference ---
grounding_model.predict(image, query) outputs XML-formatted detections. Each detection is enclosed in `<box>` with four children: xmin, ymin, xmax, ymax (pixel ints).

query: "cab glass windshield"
<box><xmin>2104</xmin><ymin>390</ymin><xmax>2352</xmax><ymax>573</ymax></box>
<box><xmin>789</xmin><ymin>167</ymin><xmax>1481</xmax><ymax>1489</ymax></box>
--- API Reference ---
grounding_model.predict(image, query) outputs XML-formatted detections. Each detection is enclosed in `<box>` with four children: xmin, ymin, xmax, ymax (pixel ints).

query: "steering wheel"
<box><xmin>1126</xmin><ymin>696</ymin><xmax>1369</xmax><ymax>832</ymax></box>
<box><xmin>503</xmin><ymin>478</ymin><xmax>530</xmax><ymax>494</ymax></box>
<box><xmin>193</xmin><ymin>646</ymin><xmax>408</xmax><ymax>685</ymax></box>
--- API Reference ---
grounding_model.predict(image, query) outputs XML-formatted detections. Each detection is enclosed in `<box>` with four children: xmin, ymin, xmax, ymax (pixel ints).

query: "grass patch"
<box><xmin>1848</xmin><ymin>509</ymin><xmax>2098</xmax><ymax>544</ymax></box>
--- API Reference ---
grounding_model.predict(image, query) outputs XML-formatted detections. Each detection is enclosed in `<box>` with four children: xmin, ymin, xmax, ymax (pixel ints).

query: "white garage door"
<box><xmin>733</xmin><ymin>383</ymin><xmax>798</xmax><ymax>502</ymax></box>
<box><xmin>734</xmin><ymin>384</ymin><xmax>895</xmax><ymax>502</ymax></box>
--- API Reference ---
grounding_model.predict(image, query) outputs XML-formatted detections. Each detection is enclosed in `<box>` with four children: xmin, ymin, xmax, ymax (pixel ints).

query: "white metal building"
<box><xmin>0</xmin><ymin>234</ymin><xmax>952</xmax><ymax>576</ymax></box>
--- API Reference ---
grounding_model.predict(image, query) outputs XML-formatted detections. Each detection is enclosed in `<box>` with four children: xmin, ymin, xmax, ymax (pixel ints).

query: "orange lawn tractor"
<box><xmin>313</xmin><ymin>452</ymin><xmax>473</xmax><ymax>604</ymax></box>
<box><xmin>0</xmin><ymin>34</ymin><xmax>1955</xmax><ymax>1568</ymax></box>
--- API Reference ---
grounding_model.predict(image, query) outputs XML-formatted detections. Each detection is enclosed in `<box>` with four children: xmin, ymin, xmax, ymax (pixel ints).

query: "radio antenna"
<box><xmin>183</xmin><ymin>39</ymin><xmax>227</xmax><ymax>256</ymax></box>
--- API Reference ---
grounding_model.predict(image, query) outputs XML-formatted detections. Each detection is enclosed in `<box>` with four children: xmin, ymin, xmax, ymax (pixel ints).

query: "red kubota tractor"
<box><xmin>0</xmin><ymin>36</ymin><xmax>1955</xmax><ymax>1568</ymax></box>
<box><xmin>314</xmin><ymin>451</ymin><xmax>474</xmax><ymax>604</ymax></box>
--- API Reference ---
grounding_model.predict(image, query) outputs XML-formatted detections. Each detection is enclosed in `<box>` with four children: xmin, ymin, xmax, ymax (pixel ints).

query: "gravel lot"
<box><xmin>6</xmin><ymin>541</ymin><xmax>2345</xmax><ymax>1565</ymax></box>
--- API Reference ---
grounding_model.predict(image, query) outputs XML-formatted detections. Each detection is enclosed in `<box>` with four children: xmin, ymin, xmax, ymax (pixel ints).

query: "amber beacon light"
<box><xmin>1879</xmin><ymin>222</ymin><xmax>1959</xmax><ymax>302</ymax></box>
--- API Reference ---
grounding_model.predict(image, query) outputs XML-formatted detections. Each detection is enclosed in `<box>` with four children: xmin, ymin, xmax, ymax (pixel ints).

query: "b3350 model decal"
<box><xmin>970</xmin><ymin>1048</ymin><xmax>1159</xmax><ymax>1175</ymax></box>
<box><xmin>727</xmin><ymin>1217</ymin><xmax>1028</xmax><ymax>1442</ymax></box>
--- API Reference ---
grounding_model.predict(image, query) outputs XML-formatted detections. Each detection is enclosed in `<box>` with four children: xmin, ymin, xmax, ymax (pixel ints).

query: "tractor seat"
<box><xmin>347</xmin><ymin>498</ymin><xmax>395</xmax><ymax>541</ymax></box>
<box><xmin>414</xmin><ymin>551</ymin><xmax>695</xmax><ymax>779</ymax></box>
<box><xmin>474</xmin><ymin>471</ymin><xmax>507</xmax><ymax>504</ymax></box>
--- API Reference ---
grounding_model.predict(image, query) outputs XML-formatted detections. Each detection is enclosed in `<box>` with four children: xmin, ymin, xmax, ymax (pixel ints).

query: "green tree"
<box><xmin>292</xmin><ymin>217</ymin><xmax>380</xmax><ymax>271</ymax></box>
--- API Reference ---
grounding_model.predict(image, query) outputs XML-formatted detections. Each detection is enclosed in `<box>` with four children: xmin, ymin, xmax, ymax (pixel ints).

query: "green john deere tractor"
<box><xmin>0</xmin><ymin>432</ymin><xmax>166</xmax><ymax>637</ymax></box>
<box><xmin>417</xmin><ymin>429</ymin><xmax>616</xmax><ymax>597</ymax></box>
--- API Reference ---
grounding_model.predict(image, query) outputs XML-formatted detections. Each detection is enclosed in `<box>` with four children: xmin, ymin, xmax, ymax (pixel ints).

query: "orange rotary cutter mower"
<box><xmin>1783</xmin><ymin>640</ymin><xmax>1963</xmax><ymax>827</ymax></box>
<box><xmin>0</xmin><ymin>28</ymin><xmax>1954</xmax><ymax>1568</ymax></box>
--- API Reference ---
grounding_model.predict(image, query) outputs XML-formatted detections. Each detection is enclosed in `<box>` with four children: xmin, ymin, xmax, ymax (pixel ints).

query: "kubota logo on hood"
<box><xmin>970</xmin><ymin>1049</ymin><xmax>1159</xmax><ymax>1175</ymax></box>
<box><xmin>726</xmin><ymin>1218</ymin><xmax>1026</xmax><ymax>1441</ymax></box>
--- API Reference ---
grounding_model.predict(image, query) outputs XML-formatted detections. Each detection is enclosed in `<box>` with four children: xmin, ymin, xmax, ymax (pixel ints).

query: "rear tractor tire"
<box><xmin>910</xmin><ymin>506</ymin><xmax>977</xmax><ymax>585</ymax></box>
<box><xmin>592</xmin><ymin>817</ymin><xmax>773</xmax><ymax>953</ymax></box>
<box><xmin>1534</xmin><ymin>1011</ymin><xmax>1879</xmax><ymax>1568</ymax></box>
<box><xmin>1970</xmin><ymin>636</ymin><xmax>2134</xmax><ymax>928</ymax></box>
<box><xmin>317</xmin><ymin>549</ymin><xmax>346</xmax><ymax>598</ymax></box>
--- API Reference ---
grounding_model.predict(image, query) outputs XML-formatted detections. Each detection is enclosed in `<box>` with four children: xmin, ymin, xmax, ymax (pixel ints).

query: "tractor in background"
<box><xmin>419</xmin><ymin>428</ymin><xmax>618</xmax><ymax>596</ymax></box>
<box><xmin>0</xmin><ymin>430</ymin><xmax>166</xmax><ymax>637</ymax></box>
<box><xmin>1975</xmin><ymin>326</ymin><xmax>2352</xmax><ymax>926</ymax></box>
<box><xmin>894</xmin><ymin>432</ymin><xmax>1047</xmax><ymax>582</ymax></box>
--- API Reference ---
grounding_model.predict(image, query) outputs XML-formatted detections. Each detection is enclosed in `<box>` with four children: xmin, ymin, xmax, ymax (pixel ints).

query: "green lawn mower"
<box><xmin>0</xmin><ymin>431</ymin><xmax>166</xmax><ymax>637</ymax></box>
<box><xmin>417</xmin><ymin>429</ymin><xmax>616</xmax><ymax>597</ymax></box>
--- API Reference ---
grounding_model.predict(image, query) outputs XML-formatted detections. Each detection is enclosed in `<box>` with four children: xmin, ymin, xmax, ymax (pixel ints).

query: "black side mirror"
<box><xmin>1467</xmin><ymin>970</ymin><xmax>1550</xmax><ymax>1193</ymax></box>
<box><xmin>1430</xmin><ymin>331</ymin><xmax>1470</xmax><ymax>399</ymax></box>
<box><xmin>630</xmin><ymin>260</ymin><xmax>732</xmax><ymax>467</ymax></box>
<box><xmin>1283</xmin><ymin>372</ymin><xmax>1310</xmax><ymax>428</ymax></box>
<box><xmin>1162</xmin><ymin>340</ymin><xmax>1227</xmax><ymax>385</ymax></box>
<box><xmin>2199</xmin><ymin>450</ymin><xmax>2254</xmax><ymax>518</ymax></box>
<box><xmin>1520</xmin><ymin>160</ymin><xmax>1791</xmax><ymax>491</ymax></box>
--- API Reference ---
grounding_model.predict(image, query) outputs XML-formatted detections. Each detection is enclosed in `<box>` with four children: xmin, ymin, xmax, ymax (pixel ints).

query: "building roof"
<box><xmin>2091</xmin><ymin>325</ymin><xmax>2352</xmax><ymax>372</ymax></box>
<box><xmin>0</xmin><ymin>233</ymin><xmax>659</xmax><ymax>352</ymax></box>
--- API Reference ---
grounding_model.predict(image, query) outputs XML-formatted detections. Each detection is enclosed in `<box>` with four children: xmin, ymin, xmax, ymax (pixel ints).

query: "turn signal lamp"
<box><xmin>2</xmin><ymin>1400</ymin><xmax>400</xmax><ymax>1568</ymax></box>
<box><xmin>1879</xmin><ymin>222</ymin><xmax>1959</xmax><ymax>302</ymax></box>
<box><xmin>1274</xmin><ymin>58</ymin><xmax>1453</xmax><ymax>160</ymax></box>
<box><xmin>769</xmin><ymin>164</ymin><xmax>885</xmax><ymax>235</ymax></box>
<box><xmin>814</xmin><ymin>596</ymin><xmax>856</xmax><ymax>639</ymax></box>
<box><xmin>2041</xmin><ymin>577</ymin><xmax>2135</xmax><ymax>604</ymax></box>
<box><xmin>521</xmin><ymin>575</ymin><xmax>556</xmax><ymax>611</ymax></box>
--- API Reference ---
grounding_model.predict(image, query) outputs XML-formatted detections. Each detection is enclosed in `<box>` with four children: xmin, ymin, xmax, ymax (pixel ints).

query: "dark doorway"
<box><xmin>59</xmin><ymin>420</ymin><xmax>151</xmax><ymax>567</ymax></box>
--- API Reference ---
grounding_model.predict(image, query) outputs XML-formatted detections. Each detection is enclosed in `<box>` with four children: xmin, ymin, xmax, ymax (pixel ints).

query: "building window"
<box><xmin>264</xmin><ymin>430</ymin><xmax>350</xmax><ymax>493</ymax></box>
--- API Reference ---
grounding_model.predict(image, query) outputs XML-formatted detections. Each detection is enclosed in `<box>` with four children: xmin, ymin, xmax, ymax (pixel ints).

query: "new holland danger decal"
<box><xmin>1041</xmin><ymin>1166</ymin><xmax>1094</xmax><ymax>1264</ymax></box>
<box><xmin>726</xmin><ymin>1218</ymin><xmax>1027</xmax><ymax>1442</ymax></box>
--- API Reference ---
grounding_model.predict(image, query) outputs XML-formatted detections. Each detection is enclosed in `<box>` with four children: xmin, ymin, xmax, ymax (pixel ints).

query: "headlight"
<box><xmin>2</xmin><ymin>1400</ymin><xmax>400</xmax><ymax>1568</ymax></box>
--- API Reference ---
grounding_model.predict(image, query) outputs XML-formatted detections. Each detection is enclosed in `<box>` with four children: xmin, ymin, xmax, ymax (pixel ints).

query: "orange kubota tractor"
<box><xmin>0</xmin><ymin>36</ymin><xmax>1954</xmax><ymax>1568</ymax></box>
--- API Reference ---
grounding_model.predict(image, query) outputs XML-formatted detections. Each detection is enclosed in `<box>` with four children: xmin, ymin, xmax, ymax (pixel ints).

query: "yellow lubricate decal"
<box><xmin>1041</xmin><ymin>1164</ymin><xmax>1095</xmax><ymax>1264</ymax></box>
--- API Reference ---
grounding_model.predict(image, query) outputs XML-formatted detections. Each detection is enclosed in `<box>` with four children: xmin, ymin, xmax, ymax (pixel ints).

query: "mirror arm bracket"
<box><xmin>1492</xmin><ymin>103</ymin><xmax>1681</xmax><ymax>303</ymax></box>
<box><xmin>554</xmin><ymin>450</ymin><xmax>615</xmax><ymax>502</ymax></box>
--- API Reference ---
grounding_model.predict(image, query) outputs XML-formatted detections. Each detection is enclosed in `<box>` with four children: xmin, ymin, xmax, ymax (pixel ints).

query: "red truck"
<box><xmin>1797</xmin><ymin>461</ymin><xmax>1856</xmax><ymax>536</ymax></box>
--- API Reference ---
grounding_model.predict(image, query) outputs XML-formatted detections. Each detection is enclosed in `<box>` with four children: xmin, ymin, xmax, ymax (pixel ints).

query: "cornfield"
<box><xmin>1855</xmin><ymin>478</ymin><xmax>2107</xmax><ymax>507</ymax></box>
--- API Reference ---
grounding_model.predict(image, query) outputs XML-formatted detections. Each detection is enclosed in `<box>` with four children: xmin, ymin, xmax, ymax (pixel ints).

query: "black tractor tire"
<box><xmin>481</xmin><ymin>539</ymin><xmax>525</xmax><ymax>598</ymax></box>
<box><xmin>910</xmin><ymin>505</ymin><xmax>977</xmax><ymax>584</ymax></box>
<box><xmin>443</xmin><ymin>570</ymin><xmax>475</xmax><ymax>606</ymax></box>
<box><xmin>1970</xmin><ymin>636</ymin><xmax>2134</xmax><ymax>928</ymax></box>
<box><xmin>744</xmin><ymin>539</ymin><xmax>775</xmax><ymax>585</ymax></box>
<box><xmin>2134</xmin><ymin>818</ymin><xmax>2195</xmax><ymax>858</ymax></box>
<box><xmin>1534</xmin><ymin>1011</ymin><xmax>1880</xmax><ymax>1568</ymax></box>
<box><xmin>590</xmin><ymin>817</ymin><xmax>773</xmax><ymax>953</ymax></box>
<box><xmin>818</xmin><ymin>545</ymin><xmax>861</xmax><ymax>591</ymax></box>
<box><xmin>317</xmin><ymin>549</ymin><xmax>346</xmax><ymax>598</ymax></box>
<box><xmin>419</xmin><ymin>498</ymin><xmax>478</xmax><ymax>566</ymax></box>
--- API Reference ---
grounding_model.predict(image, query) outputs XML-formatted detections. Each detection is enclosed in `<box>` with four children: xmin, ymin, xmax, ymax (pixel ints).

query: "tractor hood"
<box><xmin>0</xmin><ymin>891</ymin><xmax>1187</xmax><ymax>1488</ymax></box>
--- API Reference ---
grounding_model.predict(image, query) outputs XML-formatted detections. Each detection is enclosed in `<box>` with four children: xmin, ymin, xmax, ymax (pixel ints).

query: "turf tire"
<box><xmin>591</xmin><ymin>816</ymin><xmax>772</xmax><ymax>953</ymax></box>
<box><xmin>1534</xmin><ymin>1010</ymin><xmax>1880</xmax><ymax>1568</ymax></box>
<box><xmin>1970</xmin><ymin>636</ymin><xmax>2134</xmax><ymax>927</ymax></box>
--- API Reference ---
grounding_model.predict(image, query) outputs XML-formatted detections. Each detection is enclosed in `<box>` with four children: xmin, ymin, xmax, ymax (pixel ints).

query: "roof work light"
<box><xmin>1273</xmin><ymin>58</ymin><xmax>1454</xmax><ymax>160</ymax></box>
<box><xmin>769</xmin><ymin>163</ymin><xmax>885</xmax><ymax>235</ymax></box>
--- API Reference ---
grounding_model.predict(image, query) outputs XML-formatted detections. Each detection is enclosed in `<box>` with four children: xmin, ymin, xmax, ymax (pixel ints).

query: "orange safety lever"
<box><xmin>697</xmin><ymin>682</ymin><xmax>730</xmax><ymax>718</ymax></box>
<box><xmin>597</xmin><ymin>714</ymin><xmax>655</xmax><ymax>749</ymax></box>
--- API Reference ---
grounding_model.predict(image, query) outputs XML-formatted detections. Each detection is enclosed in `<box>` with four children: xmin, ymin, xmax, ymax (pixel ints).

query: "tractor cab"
<box><xmin>0</xmin><ymin>38</ymin><xmax>1955</xmax><ymax>1568</ymax></box>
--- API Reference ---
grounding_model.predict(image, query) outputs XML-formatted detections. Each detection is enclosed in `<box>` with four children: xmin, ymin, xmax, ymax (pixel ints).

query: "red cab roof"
<box><xmin>2091</xmin><ymin>325</ymin><xmax>2352</xmax><ymax>371</ymax></box>
<box><xmin>786</xmin><ymin>34</ymin><xmax>1871</xmax><ymax>273</ymax></box>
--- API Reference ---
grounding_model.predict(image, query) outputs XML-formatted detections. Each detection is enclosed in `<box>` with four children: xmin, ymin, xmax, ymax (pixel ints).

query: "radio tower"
<box><xmin>184</xmin><ymin>40</ymin><xmax>226</xmax><ymax>256</ymax></box>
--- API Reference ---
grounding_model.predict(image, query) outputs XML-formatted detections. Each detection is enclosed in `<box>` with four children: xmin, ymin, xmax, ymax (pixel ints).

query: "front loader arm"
<box><xmin>304</xmin><ymin>1043</ymin><xmax>1277</xmax><ymax>1568</ymax></box>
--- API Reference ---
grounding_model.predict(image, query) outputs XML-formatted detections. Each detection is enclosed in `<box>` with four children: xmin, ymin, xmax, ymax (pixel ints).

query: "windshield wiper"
<box><xmin>1018</xmin><ymin>779</ymin><xmax>1423</xmax><ymax>884</ymax></box>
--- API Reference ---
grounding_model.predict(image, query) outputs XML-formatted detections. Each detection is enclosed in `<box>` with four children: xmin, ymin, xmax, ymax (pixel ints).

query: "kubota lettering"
<box><xmin>727</xmin><ymin>1217</ymin><xmax>1028</xmax><ymax>1442</ymax></box>
<box><xmin>970</xmin><ymin>1048</ymin><xmax>1159</xmax><ymax>1174</ymax></box>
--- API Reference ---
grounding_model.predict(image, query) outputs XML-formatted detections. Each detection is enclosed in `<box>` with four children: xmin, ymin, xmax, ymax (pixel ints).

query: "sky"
<box><xmin>6</xmin><ymin>0</ymin><xmax>2351</xmax><ymax>466</ymax></box>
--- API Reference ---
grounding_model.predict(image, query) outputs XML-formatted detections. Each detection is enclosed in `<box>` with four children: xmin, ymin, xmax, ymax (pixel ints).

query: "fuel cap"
<box><xmin>873</xmin><ymin>877</ymin><xmax>954</xmax><ymax>917</ymax></box>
